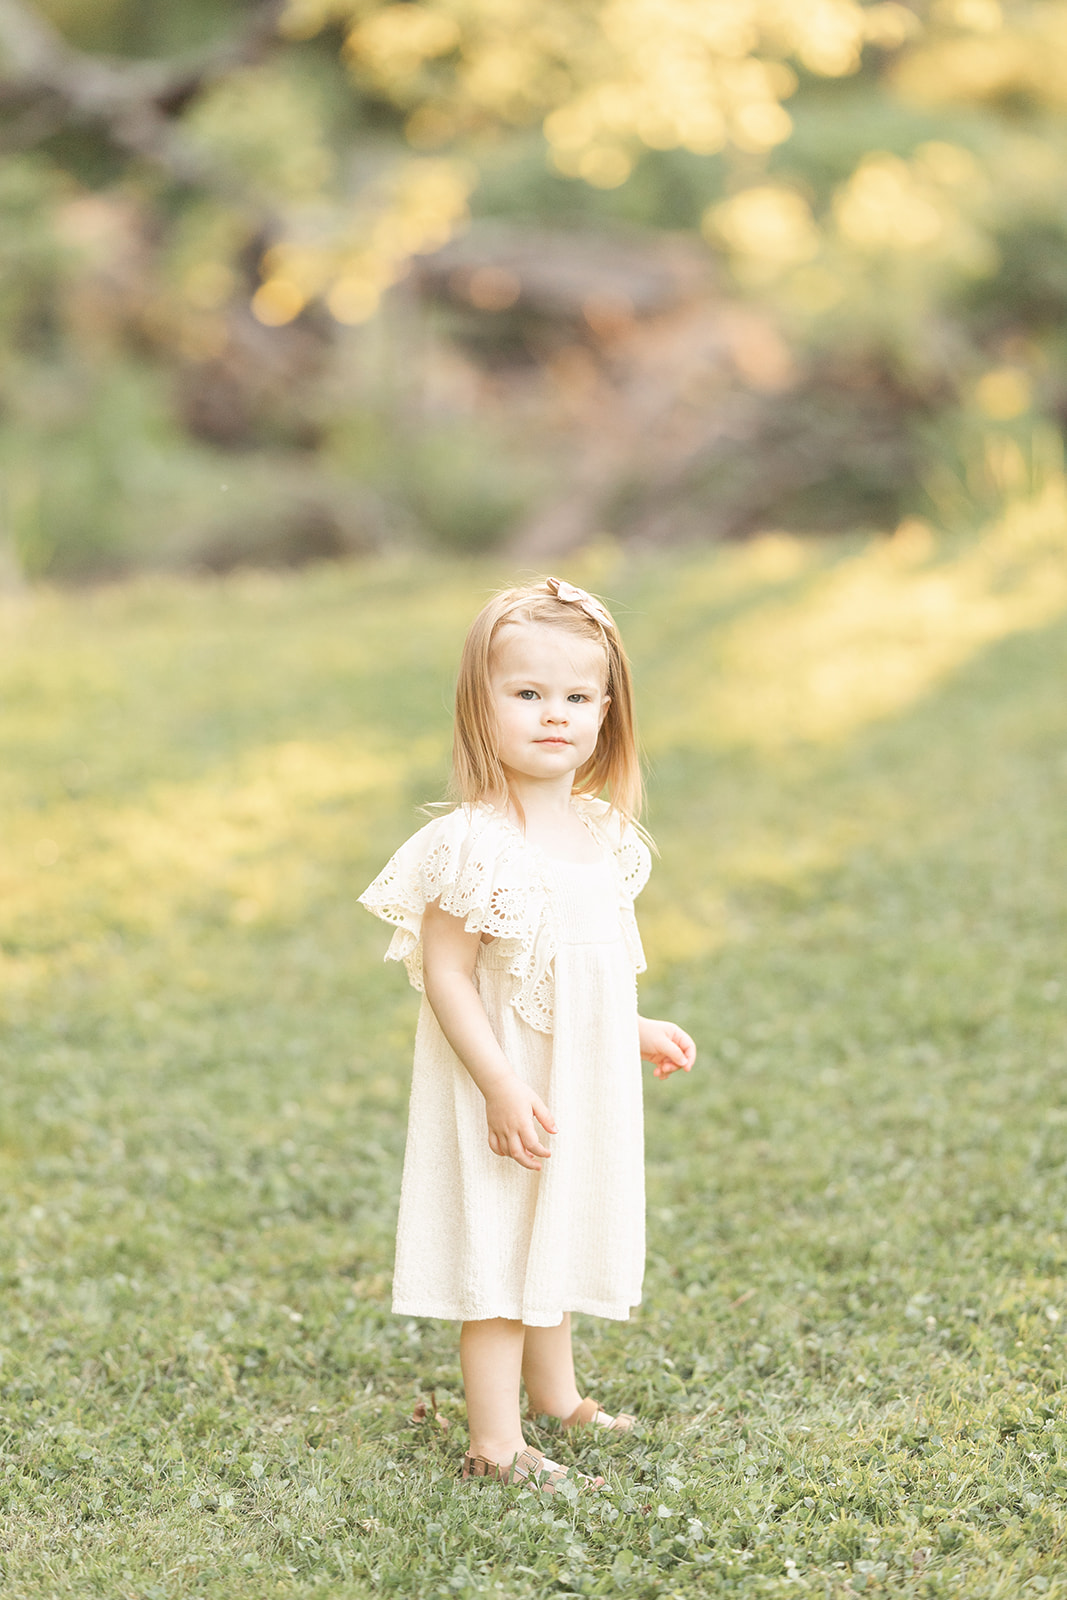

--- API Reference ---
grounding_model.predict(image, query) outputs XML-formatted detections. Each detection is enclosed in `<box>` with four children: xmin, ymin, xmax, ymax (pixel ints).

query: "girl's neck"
<box><xmin>497</xmin><ymin>772</ymin><xmax>574</xmax><ymax>824</ymax></box>
<box><xmin>492</xmin><ymin>777</ymin><xmax>602</xmax><ymax>863</ymax></box>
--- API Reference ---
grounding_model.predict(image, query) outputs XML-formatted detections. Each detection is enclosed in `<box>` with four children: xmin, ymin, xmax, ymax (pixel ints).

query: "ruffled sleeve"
<box><xmin>358</xmin><ymin>806</ymin><xmax>555</xmax><ymax>1033</ymax></box>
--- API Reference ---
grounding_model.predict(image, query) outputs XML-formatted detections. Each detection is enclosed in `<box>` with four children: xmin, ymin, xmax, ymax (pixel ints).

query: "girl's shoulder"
<box><xmin>359</xmin><ymin>803</ymin><xmax>526</xmax><ymax>917</ymax></box>
<box><xmin>385</xmin><ymin>802</ymin><xmax>511</xmax><ymax>858</ymax></box>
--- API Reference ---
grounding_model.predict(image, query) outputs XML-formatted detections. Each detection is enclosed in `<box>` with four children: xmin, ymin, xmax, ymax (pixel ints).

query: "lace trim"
<box><xmin>358</xmin><ymin>799</ymin><xmax>650</xmax><ymax>1034</ymax></box>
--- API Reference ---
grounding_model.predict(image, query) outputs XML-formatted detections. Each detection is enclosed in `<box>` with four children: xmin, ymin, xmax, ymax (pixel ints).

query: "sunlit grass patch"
<box><xmin>2</xmin><ymin>519</ymin><xmax>1067</xmax><ymax>1596</ymax></box>
<box><xmin>644</xmin><ymin>492</ymin><xmax>1067</xmax><ymax>753</ymax></box>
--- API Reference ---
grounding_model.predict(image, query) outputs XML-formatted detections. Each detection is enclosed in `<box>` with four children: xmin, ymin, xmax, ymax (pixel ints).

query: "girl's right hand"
<box><xmin>484</xmin><ymin>1077</ymin><xmax>557</xmax><ymax>1171</ymax></box>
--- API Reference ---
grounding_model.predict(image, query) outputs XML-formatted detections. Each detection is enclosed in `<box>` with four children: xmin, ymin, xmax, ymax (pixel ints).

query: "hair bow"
<box><xmin>544</xmin><ymin>576</ymin><xmax>614</xmax><ymax>629</ymax></box>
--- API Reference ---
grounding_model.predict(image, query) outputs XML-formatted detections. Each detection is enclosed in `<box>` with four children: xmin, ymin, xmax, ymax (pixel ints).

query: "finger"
<box><xmin>662</xmin><ymin>1027</ymin><xmax>696</xmax><ymax>1070</ymax></box>
<box><xmin>521</xmin><ymin>1112</ymin><xmax>548</xmax><ymax>1142</ymax></box>
<box><xmin>532</xmin><ymin>1097</ymin><xmax>558</xmax><ymax>1135</ymax></box>
<box><xmin>508</xmin><ymin>1134</ymin><xmax>542</xmax><ymax>1171</ymax></box>
<box><xmin>516</xmin><ymin>1120</ymin><xmax>551</xmax><ymax>1159</ymax></box>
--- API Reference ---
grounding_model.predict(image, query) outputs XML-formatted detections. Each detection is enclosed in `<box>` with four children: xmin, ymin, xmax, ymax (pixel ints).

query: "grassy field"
<box><xmin>2</xmin><ymin>506</ymin><xmax>1067</xmax><ymax>1598</ymax></box>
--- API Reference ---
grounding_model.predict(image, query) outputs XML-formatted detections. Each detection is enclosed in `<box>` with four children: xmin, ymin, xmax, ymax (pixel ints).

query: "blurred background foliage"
<box><xmin>2</xmin><ymin>0</ymin><xmax>1067</xmax><ymax>579</ymax></box>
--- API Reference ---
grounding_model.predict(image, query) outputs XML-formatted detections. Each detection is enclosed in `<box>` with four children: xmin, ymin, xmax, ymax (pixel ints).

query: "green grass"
<box><xmin>2</xmin><ymin>522</ymin><xmax>1067</xmax><ymax>1598</ymax></box>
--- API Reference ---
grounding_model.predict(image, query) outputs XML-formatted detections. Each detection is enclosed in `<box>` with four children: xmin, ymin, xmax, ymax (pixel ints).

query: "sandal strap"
<box><xmin>460</xmin><ymin>1448</ymin><xmax>603</xmax><ymax>1491</ymax></box>
<box><xmin>511</xmin><ymin>1448</ymin><xmax>569</xmax><ymax>1488</ymax></box>
<box><xmin>460</xmin><ymin>1448</ymin><xmax>558</xmax><ymax>1485</ymax></box>
<box><xmin>563</xmin><ymin>1396</ymin><xmax>636</xmax><ymax>1433</ymax></box>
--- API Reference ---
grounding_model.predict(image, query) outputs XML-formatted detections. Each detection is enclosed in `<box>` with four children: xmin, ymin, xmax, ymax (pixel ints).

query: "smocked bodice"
<box><xmin>540</xmin><ymin>857</ymin><xmax>622</xmax><ymax>945</ymax></box>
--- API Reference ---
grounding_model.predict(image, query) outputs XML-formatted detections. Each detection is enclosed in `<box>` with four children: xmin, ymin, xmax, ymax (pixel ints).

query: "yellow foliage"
<box><xmin>835</xmin><ymin>154</ymin><xmax>944</xmax><ymax>251</ymax></box>
<box><xmin>387</xmin><ymin>158</ymin><xmax>473</xmax><ymax>249</ymax></box>
<box><xmin>255</xmin><ymin>0</ymin><xmax>931</xmax><ymax>330</ymax></box>
<box><xmin>863</xmin><ymin>4</ymin><xmax>922</xmax><ymax>47</ymax></box>
<box><xmin>308</xmin><ymin>0</ymin><xmax>879</xmax><ymax>182</ymax></box>
<box><xmin>731</xmin><ymin>99</ymin><xmax>794</xmax><ymax>153</ymax></box>
<box><xmin>935</xmin><ymin>0</ymin><xmax>1003</xmax><ymax>30</ymax></box>
<box><xmin>706</xmin><ymin>187</ymin><xmax>819</xmax><ymax>281</ymax></box>
<box><xmin>912</xmin><ymin>139</ymin><xmax>982</xmax><ymax>188</ymax></box>
<box><xmin>829</xmin><ymin>146</ymin><xmax>995</xmax><ymax>278</ymax></box>
<box><xmin>766</xmin><ymin>0</ymin><xmax>868</xmax><ymax>76</ymax></box>
<box><xmin>256</xmin><ymin>156</ymin><xmax>472</xmax><ymax>325</ymax></box>
<box><xmin>894</xmin><ymin>1</ymin><xmax>1067</xmax><ymax>110</ymax></box>
<box><xmin>345</xmin><ymin>6</ymin><xmax>461</xmax><ymax>87</ymax></box>
<box><xmin>602</xmin><ymin>0</ymin><xmax>761</xmax><ymax>59</ymax></box>
<box><xmin>251</xmin><ymin>278</ymin><xmax>307</xmax><ymax>326</ymax></box>
<box><xmin>327</xmin><ymin>277</ymin><xmax>381</xmax><ymax>325</ymax></box>
<box><xmin>976</xmin><ymin>368</ymin><xmax>1032</xmax><ymax>420</ymax></box>
<box><xmin>544</xmin><ymin>2</ymin><xmax>805</xmax><ymax>165</ymax></box>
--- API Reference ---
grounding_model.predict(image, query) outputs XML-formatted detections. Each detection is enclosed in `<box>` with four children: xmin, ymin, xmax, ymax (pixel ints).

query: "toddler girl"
<box><xmin>359</xmin><ymin>577</ymin><xmax>696</xmax><ymax>1490</ymax></box>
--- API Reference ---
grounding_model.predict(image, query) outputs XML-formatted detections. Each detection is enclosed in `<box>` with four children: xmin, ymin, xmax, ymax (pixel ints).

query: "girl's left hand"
<box><xmin>639</xmin><ymin>1017</ymin><xmax>696</xmax><ymax>1080</ymax></box>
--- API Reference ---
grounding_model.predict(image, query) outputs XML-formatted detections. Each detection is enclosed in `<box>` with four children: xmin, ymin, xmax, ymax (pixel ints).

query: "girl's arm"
<box><xmin>639</xmin><ymin>1015</ymin><xmax>697</xmax><ymax>1080</ymax></box>
<box><xmin>421</xmin><ymin>900</ymin><xmax>557</xmax><ymax>1171</ymax></box>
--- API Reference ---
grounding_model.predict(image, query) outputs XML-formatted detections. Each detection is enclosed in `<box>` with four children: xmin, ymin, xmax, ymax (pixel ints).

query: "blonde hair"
<box><xmin>451</xmin><ymin>577</ymin><xmax>643</xmax><ymax>825</ymax></box>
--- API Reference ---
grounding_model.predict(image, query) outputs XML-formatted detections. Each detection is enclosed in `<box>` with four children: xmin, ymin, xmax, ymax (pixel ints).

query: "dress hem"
<box><xmin>391</xmin><ymin>1294</ymin><xmax>642</xmax><ymax>1327</ymax></box>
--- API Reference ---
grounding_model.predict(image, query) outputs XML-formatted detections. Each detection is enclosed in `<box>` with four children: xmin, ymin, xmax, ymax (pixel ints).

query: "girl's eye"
<box><xmin>567</xmin><ymin>693</ymin><xmax>589</xmax><ymax>703</ymax></box>
<box><xmin>517</xmin><ymin>689</ymin><xmax>538</xmax><ymax>700</ymax></box>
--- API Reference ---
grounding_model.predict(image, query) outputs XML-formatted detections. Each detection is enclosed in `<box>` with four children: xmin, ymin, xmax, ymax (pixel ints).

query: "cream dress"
<box><xmin>359</xmin><ymin>797</ymin><xmax>652</xmax><ymax>1327</ymax></box>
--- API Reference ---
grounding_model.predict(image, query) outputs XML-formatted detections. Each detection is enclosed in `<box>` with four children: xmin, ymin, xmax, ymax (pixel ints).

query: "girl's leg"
<box><xmin>460</xmin><ymin>1318</ymin><xmax>528</xmax><ymax>1467</ymax></box>
<box><xmin>521</xmin><ymin>1313</ymin><xmax>583</xmax><ymax>1420</ymax></box>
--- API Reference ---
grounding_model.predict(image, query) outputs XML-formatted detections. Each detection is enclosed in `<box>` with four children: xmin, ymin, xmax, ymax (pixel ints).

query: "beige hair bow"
<box><xmin>544</xmin><ymin>576</ymin><xmax>614</xmax><ymax>630</ymax></box>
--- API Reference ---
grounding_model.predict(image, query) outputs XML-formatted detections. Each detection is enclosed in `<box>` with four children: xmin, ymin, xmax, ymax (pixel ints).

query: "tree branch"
<box><xmin>0</xmin><ymin>0</ymin><xmax>288</xmax><ymax>196</ymax></box>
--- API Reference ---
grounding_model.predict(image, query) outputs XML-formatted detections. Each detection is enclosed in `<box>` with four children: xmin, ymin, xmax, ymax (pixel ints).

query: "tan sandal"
<box><xmin>460</xmin><ymin>1447</ymin><xmax>604</xmax><ymax>1492</ymax></box>
<box><xmin>562</xmin><ymin>1397</ymin><xmax>636</xmax><ymax>1433</ymax></box>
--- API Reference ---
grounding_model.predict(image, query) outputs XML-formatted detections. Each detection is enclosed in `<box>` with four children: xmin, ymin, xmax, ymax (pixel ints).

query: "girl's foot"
<box><xmin>461</xmin><ymin>1447</ymin><xmax>605</xmax><ymax>1492</ymax></box>
<box><xmin>562</xmin><ymin>1397</ymin><xmax>636</xmax><ymax>1433</ymax></box>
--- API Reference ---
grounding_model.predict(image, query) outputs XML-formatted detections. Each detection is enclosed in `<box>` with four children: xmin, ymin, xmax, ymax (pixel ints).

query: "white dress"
<box><xmin>359</xmin><ymin>797</ymin><xmax>652</xmax><ymax>1327</ymax></box>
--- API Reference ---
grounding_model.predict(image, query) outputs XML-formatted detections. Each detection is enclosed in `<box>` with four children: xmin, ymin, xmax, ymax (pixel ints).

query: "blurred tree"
<box><xmin>2</xmin><ymin>0</ymin><xmax>1067</xmax><ymax>575</ymax></box>
<box><xmin>0</xmin><ymin>0</ymin><xmax>288</xmax><ymax>197</ymax></box>
<box><xmin>0</xmin><ymin>0</ymin><xmax>875</xmax><ymax>331</ymax></box>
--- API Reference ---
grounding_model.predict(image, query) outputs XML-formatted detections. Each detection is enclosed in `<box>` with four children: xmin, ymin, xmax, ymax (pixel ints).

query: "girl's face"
<box><xmin>488</xmin><ymin>621</ymin><xmax>610</xmax><ymax>788</ymax></box>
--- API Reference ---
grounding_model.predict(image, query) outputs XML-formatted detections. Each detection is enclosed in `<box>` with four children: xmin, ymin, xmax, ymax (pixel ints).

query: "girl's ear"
<box><xmin>598</xmin><ymin>695</ymin><xmax>611</xmax><ymax>730</ymax></box>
